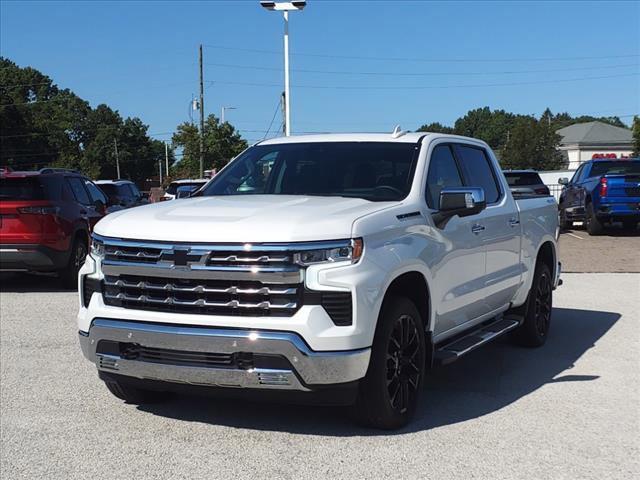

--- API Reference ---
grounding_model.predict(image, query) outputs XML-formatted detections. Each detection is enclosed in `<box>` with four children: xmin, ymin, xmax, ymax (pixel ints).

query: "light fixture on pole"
<box><xmin>221</xmin><ymin>106</ymin><xmax>236</xmax><ymax>124</ymax></box>
<box><xmin>260</xmin><ymin>1</ymin><xmax>306</xmax><ymax>136</ymax></box>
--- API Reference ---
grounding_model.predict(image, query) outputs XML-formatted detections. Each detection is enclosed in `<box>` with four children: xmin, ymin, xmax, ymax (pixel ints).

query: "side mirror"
<box><xmin>433</xmin><ymin>187</ymin><xmax>486</xmax><ymax>227</ymax></box>
<box><xmin>93</xmin><ymin>199</ymin><xmax>106</xmax><ymax>213</ymax></box>
<box><xmin>558</xmin><ymin>177</ymin><xmax>569</xmax><ymax>185</ymax></box>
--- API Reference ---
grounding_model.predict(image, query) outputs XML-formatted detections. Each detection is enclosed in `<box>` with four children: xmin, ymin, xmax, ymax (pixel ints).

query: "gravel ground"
<box><xmin>1</xmin><ymin>273</ymin><xmax>639</xmax><ymax>480</ymax></box>
<box><xmin>559</xmin><ymin>226</ymin><xmax>640</xmax><ymax>273</ymax></box>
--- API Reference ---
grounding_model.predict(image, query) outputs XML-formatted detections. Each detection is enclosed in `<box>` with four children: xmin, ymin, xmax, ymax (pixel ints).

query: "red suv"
<box><xmin>0</xmin><ymin>168</ymin><xmax>108</xmax><ymax>287</ymax></box>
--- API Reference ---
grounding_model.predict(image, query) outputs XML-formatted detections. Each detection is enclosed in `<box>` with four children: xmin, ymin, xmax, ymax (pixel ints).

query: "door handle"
<box><xmin>471</xmin><ymin>224</ymin><xmax>485</xmax><ymax>234</ymax></box>
<box><xmin>509</xmin><ymin>218</ymin><xmax>520</xmax><ymax>227</ymax></box>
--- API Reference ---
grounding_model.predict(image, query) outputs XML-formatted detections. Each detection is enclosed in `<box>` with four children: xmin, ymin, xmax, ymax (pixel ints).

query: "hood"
<box><xmin>94</xmin><ymin>195</ymin><xmax>398</xmax><ymax>243</ymax></box>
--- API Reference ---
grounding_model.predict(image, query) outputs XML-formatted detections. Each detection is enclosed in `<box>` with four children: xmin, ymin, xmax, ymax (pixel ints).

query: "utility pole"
<box><xmin>159</xmin><ymin>158</ymin><xmax>163</xmax><ymax>185</ymax></box>
<box><xmin>113</xmin><ymin>139</ymin><xmax>120</xmax><ymax>179</ymax></box>
<box><xmin>280</xmin><ymin>92</ymin><xmax>286</xmax><ymax>135</ymax></box>
<box><xmin>199</xmin><ymin>44</ymin><xmax>205</xmax><ymax>179</ymax></box>
<box><xmin>164</xmin><ymin>141</ymin><xmax>169</xmax><ymax>178</ymax></box>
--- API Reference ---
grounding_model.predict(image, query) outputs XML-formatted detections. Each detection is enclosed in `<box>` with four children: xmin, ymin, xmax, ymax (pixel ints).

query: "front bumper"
<box><xmin>0</xmin><ymin>244</ymin><xmax>69</xmax><ymax>272</ymax></box>
<box><xmin>79</xmin><ymin>319</ymin><xmax>370</xmax><ymax>391</ymax></box>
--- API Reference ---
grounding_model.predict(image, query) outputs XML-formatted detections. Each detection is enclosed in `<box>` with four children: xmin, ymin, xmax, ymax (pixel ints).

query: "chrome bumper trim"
<box><xmin>79</xmin><ymin>319</ymin><xmax>370</xmax><ymax>391</ymax></box>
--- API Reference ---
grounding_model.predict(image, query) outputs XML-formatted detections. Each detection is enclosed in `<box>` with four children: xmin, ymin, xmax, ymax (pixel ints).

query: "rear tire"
<box><xmin>585</xmin><ymin>203</ymin><xmax>604</xmax><ymax>236</ymax></box>
<box><xmin>103</xmin><ymin>380</ymin><xmax>170</xmax><ymax>404</ymax></box>
<box><xmin>355</xmin><ymin>296</ymin><xmax>426</xmax><ymax>430</ymax></box>
<box><xmin>622</xmin><ymin>220</ymin><xmax>638</xmax><ymax>231</ymax></box>
<box><xmin>60</xmin><ymin>236</ymin><xmax>87</xmax><ymax>289</ymax></box>
<box><xmin>511</xmin><ymin>262</ymin><xmax>553</xmax><ymax>348</ymax></box>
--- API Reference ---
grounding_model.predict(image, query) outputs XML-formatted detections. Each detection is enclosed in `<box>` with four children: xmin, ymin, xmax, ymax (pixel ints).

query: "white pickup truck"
<box><xmin>78</xmin><ymin>132</ymin><xmax>561</xmax><ymax>429</ymax></box>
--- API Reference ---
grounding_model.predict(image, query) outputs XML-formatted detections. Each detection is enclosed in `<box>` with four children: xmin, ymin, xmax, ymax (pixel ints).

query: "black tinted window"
<box><xmin>504</xmin><ymin>172</ymin><xmax>543</xmax><ymax>186</ymax></box>
<box><xmin>455</xmin><ymin>145</ymin><xmax>501</xmax><ymax>203</ymax></box>
<box><xmin>85</xmin><ymin>181</ymin><xmax>108</xmax><ymax>204</ymax></box>
<box><xmin>426</xmin><ymin>145</ymin><xmax>463</xmax><ymax>209</ymax></box>
<box><xmin>202</xmin><ymin>142</ymin><xmax>418</xmax><ymax>202</ymax></box>
<box><xmin>66</xmin><ymin>177</ymin><xmax>91</xmax><ymax>205</ymax></box>
<box><xmin>590</xmin><ymin>161</ymin><xmax>640</xmax><ymax>177</ymax></box>
<box><xmin>0</xmin><ymin>176</ymin><xmax>62</xmax><ymax>200</ymax></box>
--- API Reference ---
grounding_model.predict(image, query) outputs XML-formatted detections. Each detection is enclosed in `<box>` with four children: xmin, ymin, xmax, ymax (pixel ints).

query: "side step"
<box><xmin>434</xmin><ymin>316</ymin><xmax>521</xmax><ymax>366</ymax></box>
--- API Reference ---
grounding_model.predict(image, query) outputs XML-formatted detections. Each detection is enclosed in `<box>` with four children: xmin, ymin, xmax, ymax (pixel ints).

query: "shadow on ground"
<box><xmin>0</xmin><ymin>272</ymin><xmax>73</xmax><ymax>293</ymax></box>
<box><xmin>138</xmin><ymin>306</ymin><xmax>620</xmax><ymax>435</ymax></box>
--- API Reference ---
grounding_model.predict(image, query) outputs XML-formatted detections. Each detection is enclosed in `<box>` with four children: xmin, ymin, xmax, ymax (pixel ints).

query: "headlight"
<box><xmin>294</xmin><ymin>238</ymin><xmax>363</xmax><ymax>266</ymax></box>
<box><xmin>90</xmin><ymin>237</ymin><xmax>105</xmax><ymax>259</ymax></box>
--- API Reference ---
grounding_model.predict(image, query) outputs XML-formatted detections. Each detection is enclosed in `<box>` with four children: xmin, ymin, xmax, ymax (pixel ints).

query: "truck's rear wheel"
<box><xmin>511</xmin><ymin>262</ymin><xmax>552</xmax><ymax>348</ymax></box>
<box><xmin>103</xmin><ymin>380</ymin><xmax>170</xmax><ymax>404</ymax></box>
<box><xmin>355</xmin><ymin>296</ymin><xmax>425</xmax><ymax>430</ymax></box>
<box><xmin>585</xmin><ymin>203</ymin><xmax>604</xmax><ymax>236</ymax></box>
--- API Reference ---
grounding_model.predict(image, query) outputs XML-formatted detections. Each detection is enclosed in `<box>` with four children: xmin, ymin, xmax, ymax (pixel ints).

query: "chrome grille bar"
<box><xmin>103</xmin><ymin>278</ymin><xmax>297</xmax><ymax>295</ymax></box>
<box><xmin>104</xmin><ymin>292</ymin><xmax>297</xmax><ymax>310</ymax></box>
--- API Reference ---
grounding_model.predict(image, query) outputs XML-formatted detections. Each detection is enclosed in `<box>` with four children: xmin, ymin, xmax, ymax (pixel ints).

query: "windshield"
<box><xmin>504</xmin><ymin>172</ymin><xmax>543</xmax><ymax>186</ymax></box>
<box><xmin>200</xmin><ymin>142</ymin><xmax>419</xmax><ymax>201</ymax></box>
<box><xmin>590</xmin><ymin>161</ymin><xmax>640</xmax><ymax>177</ymax></box>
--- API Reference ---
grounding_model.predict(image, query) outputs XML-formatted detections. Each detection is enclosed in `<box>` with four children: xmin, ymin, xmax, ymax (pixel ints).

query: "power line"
<box><xmin>203</xmin><ymin>43</ymin><xmax>640</xmax><ymax>63</ymax></box>
<box><xmin>211</xmin><ymin>72</ymin><xmax>639</xmax><ymax>91</ymax></box>
<box><xmin>0</xmin><ymin>82</ymin><xmax>52</xmax><ymax>89</ymax></box>
<box><xmin>262</xmin><ymin>97</ymin><xmax>282</xmax><ymax>140</ymax></box>
<box><xmin>205</xmin><ymin>61</ymin><xmax>640</xmax><ymax>77</ymax></box>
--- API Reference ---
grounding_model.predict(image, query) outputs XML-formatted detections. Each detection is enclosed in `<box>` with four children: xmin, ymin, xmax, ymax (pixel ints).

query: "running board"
<box><xmin>434</xmin><ymin>316</ymin><xmax>521</xmax><ymax>366</ymax></box>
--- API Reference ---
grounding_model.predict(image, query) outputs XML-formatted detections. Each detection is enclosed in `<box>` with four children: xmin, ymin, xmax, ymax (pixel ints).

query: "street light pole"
<box><xmin>221</xmin><ymin>106</ymin><xmax>236</xmax><ymax>124</ymax></box>
<box><xmin>283</xmin><ymin>10</ymin><xmax>290</xmax><ymax>136</ymax></box>
<box><xmin>260</xmin><ymin>1</ymin><xmax>307</xmax><ymax>137</ymax></box>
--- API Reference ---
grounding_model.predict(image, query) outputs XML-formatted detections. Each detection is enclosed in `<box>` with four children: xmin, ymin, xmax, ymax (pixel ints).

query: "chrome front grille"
<box><xmin>95</xmin><ymin>235</ymin><xmax>353</xmax><ymax>321</ymax></box>
<box><xmin>103</xmin><ymin>275</ymin><xmax>300</xmax><ymax>316</ymax></box>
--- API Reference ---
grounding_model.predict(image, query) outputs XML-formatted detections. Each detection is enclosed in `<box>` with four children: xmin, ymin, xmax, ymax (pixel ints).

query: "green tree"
<box><xmin>1</xmin><ymin>57</ymin><xmax>172</xmax><ymax>182</ymax></box>
<box><xmin>171</xmin><ymin>114</ymin><xmax>247</xmax><ymax>178</ymax></box>
<box><xmin>632</xmin><ymin>116</ymin><xmax>640</xmax><ymax>157</ymax></box>
<box><xmin>501</xmin><ymin>115</ymin><xmax>564</xmax><ymax>170</ymax></box>
<box><xmin>416</xmin><ymin>122</ymin><xmax>453</xmax><ymax>134</ymax></box>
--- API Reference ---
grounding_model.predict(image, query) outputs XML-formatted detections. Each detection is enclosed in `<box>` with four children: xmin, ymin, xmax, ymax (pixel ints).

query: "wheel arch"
<box><xmin>379</xmin><ymin>270</ymin><xmax>432</xmax><ymax>333</ymax></box>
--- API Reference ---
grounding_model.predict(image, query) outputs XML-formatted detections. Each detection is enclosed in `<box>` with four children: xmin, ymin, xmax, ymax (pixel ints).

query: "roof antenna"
<box><xmin>391</xmin><ymin>124</ymin><xmax>406</xmax><ymax>138</ymax></box>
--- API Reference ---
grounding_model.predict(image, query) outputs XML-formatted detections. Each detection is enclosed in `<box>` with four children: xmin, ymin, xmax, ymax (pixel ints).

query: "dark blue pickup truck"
<box><xmin>558</xmin><ymin>158</ymin><xmax>640</xmax><ymax>235</ymax></box>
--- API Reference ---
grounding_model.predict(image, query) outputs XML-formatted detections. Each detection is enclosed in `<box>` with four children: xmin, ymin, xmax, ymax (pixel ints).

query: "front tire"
<box><xmin>60</xmin><ymin>236</ymin><xmax>87</xmax><ymax>289</ymax></box>
<box><xmin>355</xmin><ymin>296</ymin><xmax>426</xmax><ymax>430</ymax></box>
<box><xmin>511</xmin><ymin>262</ymin><xmax>553</xmax><ymax>348</ymax></box>
<box><xmin>103</xmin><ymin>380</ymin><xmax>170</xmax><ymax>404</ymax></box>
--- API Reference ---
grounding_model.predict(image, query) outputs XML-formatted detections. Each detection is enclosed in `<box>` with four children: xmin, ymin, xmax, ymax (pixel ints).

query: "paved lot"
<box><xmin>1</xmin><ymin>273</ymin><xmax>638</xmax><ymax>480</ymax></box>
<box><xmin>559</xmin><ymin>225</ymin><xmax>640</xmax><ymax>273</ymax></box>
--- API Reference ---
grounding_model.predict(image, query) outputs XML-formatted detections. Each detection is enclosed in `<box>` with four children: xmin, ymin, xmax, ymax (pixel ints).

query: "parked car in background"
<box><xmin>95</xmin><ymin>180</ymin><xmax>147</xmax><ymax>209</ymax></box>
<box><xmin>78</xmin><ymin>133</ymin><xmax>561</xmax><ymax>429</ymax></box>
<box><xmin>175</xmin><ymin>184</ymin><xmax>200</xmax><ymax>199</ymax></box>
<box><xmin>162</xmin><ymin>179</ymin><xmax>208</xmax><ymax>201</ymax></box>
<box><xmin>0</xmin><ymin>168</ymin><xmax>107</xmax><ymax>287</ymax></box>
<box><xmin>503</xmin><ymin>170</ymin><xmax>550</xmax><ymax>196</ymax></box>
<box><xmin>558</xmin><ymin>158</ymin><xmax>640</xmax><ymax>234</ymax></box>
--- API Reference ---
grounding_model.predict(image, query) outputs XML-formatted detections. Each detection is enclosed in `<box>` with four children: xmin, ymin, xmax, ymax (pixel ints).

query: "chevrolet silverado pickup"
<box><xmin>78</xmin><ymin>132</ymin><xmax>561</xmax><ymax>429</ymax></box>
<box><xmin>558</xmin><ymin>158</ymin><xmax>640</xmax><ymax>235</ymax></box>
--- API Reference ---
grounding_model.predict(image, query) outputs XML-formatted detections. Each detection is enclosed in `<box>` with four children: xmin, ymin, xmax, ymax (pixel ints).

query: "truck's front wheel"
<box><xmin>355</xmin><ymin>296</ymin><xmax>426</xmax><ymax>430</ymax></box>
<box><xmin>103</xmin><ymin>379</ymin><xmax>170</xmax><ymax>404</ymax></box>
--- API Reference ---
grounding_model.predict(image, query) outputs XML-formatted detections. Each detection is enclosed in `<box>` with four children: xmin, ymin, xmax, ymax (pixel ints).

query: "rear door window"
<box><xmin>454</xmin><ymin>145</ymin><xmax>501</xmax><ymax>204</ymax></box>
<box><xmin>426</xmin><ymin>145</ymin><xmax>464</xmax><ymax>209</ymax></box>
<box><xmin>66</xmin><ymin>177</ymin><xmax>92</xmax><ymax>205</ymax></box>
<box><xmin>85</xmin><ymin>180</ymin><xmax>108</xmax><ymax>204</ymax></box>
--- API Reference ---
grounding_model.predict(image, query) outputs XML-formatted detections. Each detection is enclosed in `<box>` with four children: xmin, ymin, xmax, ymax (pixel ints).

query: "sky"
<box><xmin>1</xmin><ymin>0</ymin><xmax>639</xmax><ymax>144</ymax></box>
